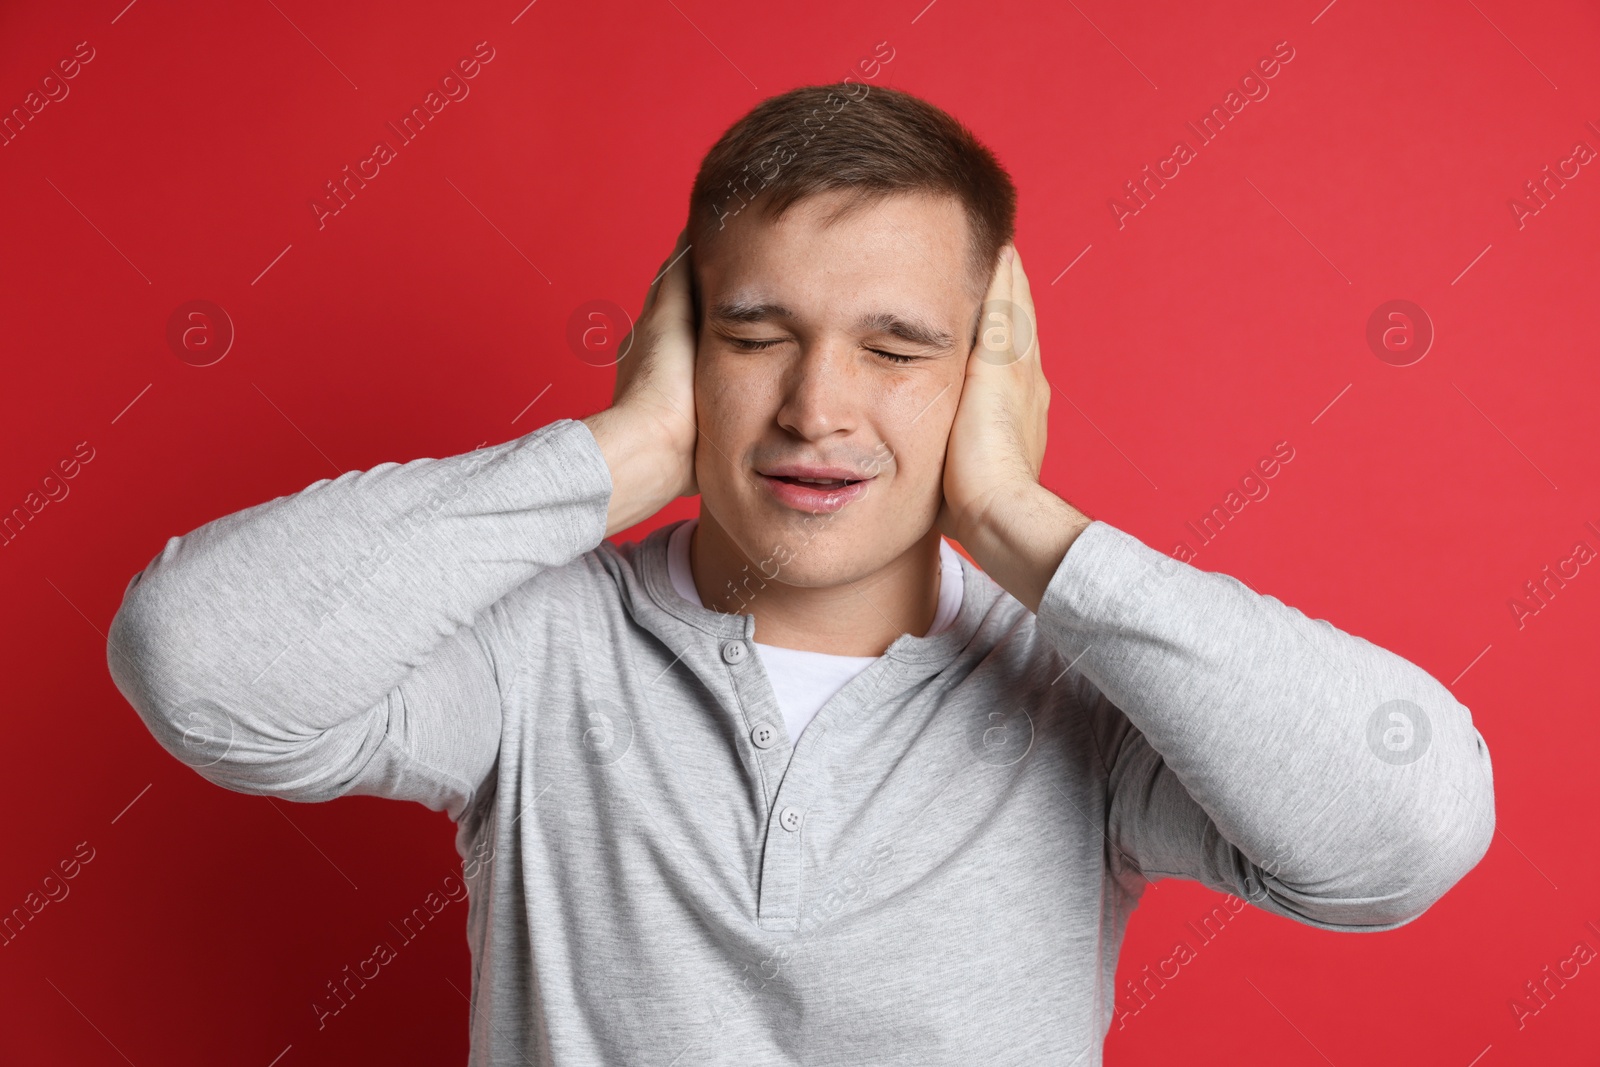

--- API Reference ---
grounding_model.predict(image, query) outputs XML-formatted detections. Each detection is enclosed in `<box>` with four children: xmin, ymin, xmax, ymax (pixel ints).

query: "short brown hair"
<box><xmin>686</xmin><ymin>83</ymin><xmax>1016</xmax><ymax>303</ymax></box>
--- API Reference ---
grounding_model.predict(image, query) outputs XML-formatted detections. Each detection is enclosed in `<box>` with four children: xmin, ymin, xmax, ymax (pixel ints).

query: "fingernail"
<box><xmin>1002</xmin><ymin>245</ymin><xmax>1014</xmax><ymax>264</ymax></box>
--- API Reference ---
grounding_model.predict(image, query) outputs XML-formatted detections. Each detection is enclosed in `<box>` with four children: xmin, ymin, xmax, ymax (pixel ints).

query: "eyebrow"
<box><xmin>708</xmin><ymin>299</ymin><xmax>957</xmax><ymax>350</ymax></box>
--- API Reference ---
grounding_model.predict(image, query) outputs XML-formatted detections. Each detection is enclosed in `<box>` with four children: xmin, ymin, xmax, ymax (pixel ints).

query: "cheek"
<box><xmin>694</xmin><ymin>359</ymin><xmax>768</xmax><ymax>474</ymax></box>
<box><xmin>886</xmin><ymin>427</ymin><xmax>948</xmax><ymax>494</ymax></box>
<box><xmin>874</xmin><ymin>387</ymin><xmax>956</xmax><ymax>494</ymax></box>
<box><xmin>888</xmin><ymin>374</ymin><xmax>959</xmax><ymax>444</ymax></box>
<box><xmin>696</xmin><ymin>358</ymin><xmax>743</xmax><ymax>428</ymax></box>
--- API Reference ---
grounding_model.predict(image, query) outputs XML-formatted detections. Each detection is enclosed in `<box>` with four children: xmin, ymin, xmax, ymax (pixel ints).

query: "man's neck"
<box><xmin>689</xmin><ymin>511</ymin><xmax>942</xmax><ymax>657</ymax></box>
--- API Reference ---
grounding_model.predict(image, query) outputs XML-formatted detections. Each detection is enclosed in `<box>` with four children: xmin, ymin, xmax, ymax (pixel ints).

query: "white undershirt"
<box><xmin>666</xmin><ymin>519</ymin><xmax>964</xmax><ymax>746</ymax></box>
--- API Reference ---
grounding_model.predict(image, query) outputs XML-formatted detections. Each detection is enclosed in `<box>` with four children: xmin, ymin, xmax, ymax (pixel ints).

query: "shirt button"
<box><xmin>750</xmin><ymin>723</ymin><xmax>779</xmax><ymax>749</ymax></box>
<box><xmin>779</xmin><ymin>806</ymin><xmax>804</xmax><ymax>832</ymax></box>
<box><xmin>721</xmin><ymin>640</ymin><xmax>749</xmax><ymax>665</ymax></box>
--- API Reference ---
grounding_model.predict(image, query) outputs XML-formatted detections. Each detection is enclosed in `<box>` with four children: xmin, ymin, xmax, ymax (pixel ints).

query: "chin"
<box><xmin>746</xmin><ymin>506</ymin><xmax>929</xmax><ymax>586</ymax></box>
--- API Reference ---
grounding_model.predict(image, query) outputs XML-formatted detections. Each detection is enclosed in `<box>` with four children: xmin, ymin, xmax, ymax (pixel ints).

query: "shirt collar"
<box><xmin>631</xmin><ymin>518</ymin><xmax>996</xmax><ymax>665</ymax></box>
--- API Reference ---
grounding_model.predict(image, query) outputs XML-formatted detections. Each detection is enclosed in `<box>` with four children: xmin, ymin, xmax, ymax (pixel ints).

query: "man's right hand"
<box><xmin>581</xmin><ymin>228</ymin><xmax>700</xmax><ymax>536</ymax></box>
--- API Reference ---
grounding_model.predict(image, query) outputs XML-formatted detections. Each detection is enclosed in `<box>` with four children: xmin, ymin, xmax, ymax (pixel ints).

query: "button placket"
<box><xmin>715</xmin><ymin>628</ymin><xmax>805</xmax><ymax>930</ymax></box>
<box><xmin>755</xmin><ymin>659</ymin><xmax>905</xmax><ymax>930</ymax></box>
<box><xmin>757</xmin><ymin>797</ymin><xmax>808</xmax><ymax>930</ymax></box>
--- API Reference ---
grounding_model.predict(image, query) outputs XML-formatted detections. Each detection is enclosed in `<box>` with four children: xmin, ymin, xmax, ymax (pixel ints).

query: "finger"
<box><xmin>617</xmin><ymin>230</ymin><xmax>686</xmax><ymax>385</ymax></box>
<box><xmin>998</xmin><ymin>243</ymin><xmax>1039</xmax><ymax>366</ymax></box>
<box><xmin>1009</xmin><ymin>246</ymin><xmax>1034</xmax><ymax>318</ymax></box>
<box><xmin>974</xmin><ymin>243</ymin><xmax>1035</xmax><ymax>367</ymax></box>
<box><xmin>651</xmin><ymin>228</ymin><xmax>694</xmax><ymax>330</ymax></box>
<box><xmin>969</xmin><ymin>244</ymin><xmax>1009</xmax><ymax>354</ymax></box>
<box><xmin>987</xmin><ymin>242</ymin><xmax>1014</xmax><ymax>306</ymax></box>
<box><xmin>643</xmin><ymin>228</ymin><xmax>690</xmax><ymax>316</ymax></box>
<box><xmin>1008</xmin><ymin>244</ymin><xmax>1040</xmax><ymax>365</ymax></box>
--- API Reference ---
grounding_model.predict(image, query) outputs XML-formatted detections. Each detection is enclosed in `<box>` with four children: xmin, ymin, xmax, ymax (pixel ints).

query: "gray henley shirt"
<box><xmin>106</xmin><ymin>417</ymin><xmax>1496</xmax><ymax>1065</ymax></box>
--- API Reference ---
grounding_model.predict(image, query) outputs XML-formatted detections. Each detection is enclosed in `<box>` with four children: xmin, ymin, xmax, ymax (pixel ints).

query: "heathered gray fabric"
<box><xmin>107</xmin><ymin>417</ymin><xmax>1495</xmax><ymax>1065</ymax></box>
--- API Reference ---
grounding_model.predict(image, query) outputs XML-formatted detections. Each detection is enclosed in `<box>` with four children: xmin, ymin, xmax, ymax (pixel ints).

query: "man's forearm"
<box><xmin>1027</xmin><ymin>517</ymin><xmax>1495</xmax><ymax>919</ymax></box>
<box><xmin>580</xmin><ymin>407</ymin><xmax>687</xmax><ymax>538</ymax></box>
<box><xmin>108</xmin><ymin>420</ymin><xmax>612</xmax><ymax>745</ymax></box>
<box><xmin>953</xmin><ymin>482</ymin><xmax>1093</xmax><ymax>614</ymax></box>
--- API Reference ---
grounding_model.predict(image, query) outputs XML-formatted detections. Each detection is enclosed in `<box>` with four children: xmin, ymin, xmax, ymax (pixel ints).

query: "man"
<box><xmin>108</xmin><ymin>84</ymin><xmax>1495</xmax><ymax>1064</ymax></box>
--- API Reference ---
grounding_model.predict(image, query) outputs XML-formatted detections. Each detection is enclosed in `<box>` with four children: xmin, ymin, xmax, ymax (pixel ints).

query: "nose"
<box><xmin>774</xmin><ymin>341</ymin><xmax>859</xmax><ymax>443</ymax></box>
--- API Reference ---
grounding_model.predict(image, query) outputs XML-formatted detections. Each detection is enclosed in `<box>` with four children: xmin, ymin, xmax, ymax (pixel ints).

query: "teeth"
<box><xmin>795</xmin><ymin>477</ymin><xmax>838</xmax><ymax>484</ymax></box>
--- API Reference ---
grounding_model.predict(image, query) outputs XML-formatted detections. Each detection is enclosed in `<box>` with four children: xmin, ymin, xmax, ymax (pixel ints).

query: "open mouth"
<box><xmin>757</xmin><ymin>471</ymin><xmax>875</xmax><ymax>514</ymax></box>
<box><xmin>769</xmin><ymin>475</ymin><xmax>861</xmax><ymax>490</ymax></box>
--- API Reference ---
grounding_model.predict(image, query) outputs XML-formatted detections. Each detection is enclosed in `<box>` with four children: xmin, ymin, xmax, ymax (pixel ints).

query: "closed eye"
<box><xmin>869</xmin><ymin>348</ymin><xmax>919</xmax><ymax>365</ymax></box>
<box><xmin>729</xmin><ymin>337</ymin><xmax>919</xmax><ymax>365</ymax></box>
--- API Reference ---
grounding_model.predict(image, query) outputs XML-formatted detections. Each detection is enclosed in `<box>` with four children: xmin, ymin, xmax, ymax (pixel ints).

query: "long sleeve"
<box><xmin>1035</xmin><ymin>520</ymin><xmax>1496</xmax><ymax>930</ymax></box>
<box><xmin>106</xmin><ymin>417</ymin><xmax>613</xmax><ymax>820</ymax></box>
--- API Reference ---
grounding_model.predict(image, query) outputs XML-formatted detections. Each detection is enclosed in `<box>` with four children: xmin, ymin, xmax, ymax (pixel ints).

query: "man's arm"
<box><xmin>107</xmin><ymin>418</ymin><xmax>614</xmax><ymax>819</ymax></box>
<box><xmin>108</xmin><ymin>230</ymin><xmax>700</xmax><ymax>819</ymax></box>
<box><xmin>1036</xmin><ymin>516</ymin><xmax>1493</xmax><ymax>927</ymax></box>
<box><xmin>939</xmin><ymin>244</ymin><xmax>1494</xmax><ymax>926</ymax></box>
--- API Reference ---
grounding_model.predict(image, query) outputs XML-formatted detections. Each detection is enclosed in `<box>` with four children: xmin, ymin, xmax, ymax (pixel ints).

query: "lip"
<box><xmin>756</xmin><ymin>465</ymin><xmax>876</xmax><ymax>514</ymax></box>
<box><xmin>760</xmin><ymin>464</ymin><xmax>870</xmax><ymax>481</ymax></box>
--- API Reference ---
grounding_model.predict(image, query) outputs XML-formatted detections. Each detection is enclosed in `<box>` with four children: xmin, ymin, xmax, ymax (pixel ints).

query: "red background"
<box><xmin>3</xmin><ymin>0</ymin><xmax>1597</xmax><ymax>1063</ymax></box>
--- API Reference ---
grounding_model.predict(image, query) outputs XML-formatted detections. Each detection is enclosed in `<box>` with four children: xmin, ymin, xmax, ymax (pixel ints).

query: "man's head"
<box><xmin>684</xmin><ymin>84</ymin><xmax>1018</xmax><ymax>589</ymax></box>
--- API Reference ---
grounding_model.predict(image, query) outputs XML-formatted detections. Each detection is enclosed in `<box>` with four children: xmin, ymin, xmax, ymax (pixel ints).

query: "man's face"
<box><xmin>692</xmin><ymin>190</ymin><xmax>980</xmax><ymax>587</ymax></box>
